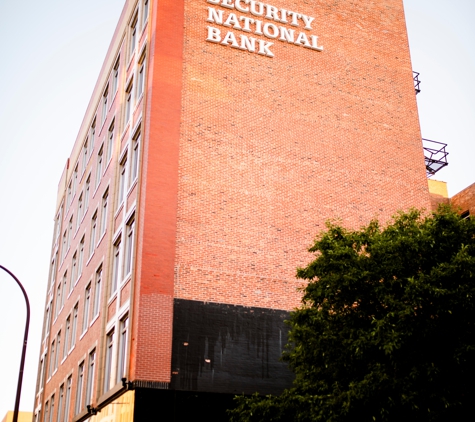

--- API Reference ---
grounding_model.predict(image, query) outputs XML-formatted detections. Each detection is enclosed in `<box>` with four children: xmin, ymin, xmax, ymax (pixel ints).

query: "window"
<box><xmin>78</xmin><ymin>236</ymin><xmax>85</xmax><ymax>278</ymax></box>
<box><xmin>101</xmin><ymin>189</ymin><xmax>109</xmax><ymax>235</ymax></box>
<box><xmin>461</xmin><ymin>210</ymin><xmax>470</xmax><ymax>219</ymax></box>
<box><xmin>71</xmin><ymin>304</ymin><xmax>78</xmax><ymax>349</ymax></box>
<box><xmin>71</xmin><ymin>253</ymin><xmax>77</xmax><ymax>290</ymax></box>
<box><xmin>72</xmin><ymin>164</ymin><xmax>79</xmax><ymax>197</ymax></box>
<box><xmin>38</xmin><ymin>355</ymin><xmax>46</xmax><ymax>388</ymax></box>
<box><xmin>67</xmin><ymin>181</ymin><xmax>72</xmax><ymax>208</ymax></box>
<box><xmin>124</xmin><ymin>217</ymin><xmax>135</xmax><ymax>277</ymax></box>
<box><xmin>93</xmin><ymin>267</ymin><xmax>102</xmax><ymax>318</ymax></box>
<box><xmin>67</xmin><ymin>216</ymin><xmax>73</xmax><ymax>251</ymax></box>
<box><xmin>55</xmin><ymin>283</ymin><xmax>62</xmax><ymax>319</ymax></box>
<box><xmin>82</xmin><ymin>139</ymin><xmax>88</xmax><ymax>173</ymax></box>
<box><xmin>75</xmin><ymin>362</ymin><xmax>84</xmax><ymax>414</ymax></box>
<box><xmin>89</xmin><ymin>120</ymin><xmax>96</xmax><ymax>155</ymax></box>
<box><xmin>44</xmin><ymin>307</ymin><xmax>51</xmax><ymax>340</ymax></box>
<box><xmin>117</xmin><ymin>315</ymin><xmax>129</xmax><ymax>383</ymax></box>
<box><xmin>112</xmin><ymin>57</ymin><xmax>120</xmax><ymax>95</ymax></box>
<box><xmin>129</xmin><ymin>12</ymin><xmax>138</xmax><ymax>58</ymax></box>
<box><xmin>89</xmin><ymin>211</ymin><xmax>97</xmax><ymax>257</ymax></box>
<box><xmin>48</xmin><ymin>340</ymin><xmax>55</xmax><ymax>378</ymax></box>
<box><xmin>45</xmin><ymin>300</ymin><xmax>53</xmax><ymax>338</ymax></box>
<box><xmin>63</xmin><ymin>316</ymin><xmax>71</xmax><ymax>359</ymax></box>
<box><xmin>61</xmin><ymin>271</ymin><xmax>67</xmax><ymax>308</ymax></box>
<box><xmin>54</xmin><ymin>331</ymin><xmax>61</xmax><ymax>371</ymax></box>
<box><xmin>85</xmin><ymin>349</ymin><xmax>96</xmax><ymax>405</ymax></box>
<box><xmin>49</xmin><ymin>395</ymin><xmax>55</xmax><ymax>422</ymax></box>
<box><xmin>125</xmin><ymin>80</ymin><xmax>133</xmax><ymax>123</ymax></box>
<box><xmin>137</xmin><ymin>57</ymin><xmax>146</xmax><ymax>99</ymax></box>
<box><xmin>142</xmin><ymin>0</ymin><xmax>149</xmax><ymax>26</ymax></box>
<box><xmin>107</xmin><ymin>121</ymin><xmax>114</xmax><ymax>162</ymax></box>
<box><xmin>104</xmin><ymin>330</ymin><xmax>114</xmax><ymax>392</ymax></box>
<box><xmin>130</xmin><ymin>131</ymin><xmax>141</xmax><ymax>184</ymax></box>
<box><xmin>102</xmin><ymin>86</ymin><xmax>109</xmax><ymax>125</ymax></box>
<box><xmin>77</xmin><ymin>194</ymin><xmax>83</xmax><ymax>229</ymax></box>
<box><xmin>111</xmin><ymin>238</ymin><xmax>121</xmax><ymax>296</ymax></box>
<box><xmin>84</xmin><ymin>174</ymin><xmax>91</xmax><ymax>211</ymax></box>
<box><xmin>49</xmin><ymin>255</ymin><xmax>57</xmax><ymax>290</ymax></box>
<box><xmin>61</xmin><ymin>230</ymin><xmax>67</xmax><ymax>262</ymax></box>
<box><xmin>54</xmin><ymin>209</ymin><xmax>62</xmax><ymax>242</ymax></box>
<box><xmin>44</xmin><ymin>400</ymin><xmax>49</xmax><ymax>422</ymax></box>
<box><xmin>64</xmin><ymin>376</ymin><xmax>72</xmax><ymax>422</ymax></box>
<box><xmin>57</xmin><ymin>384</ymin><xmax>64</xmax><ymax>422</ymax></box>
<box><xmin>95</xmin><ymin>146</ymin><xmax>103</xmax><ymax>188</ymax></box>
<box><xmin>82</xmin><ymin>283</ymin><xmax>92</xmax><ymax>333</ymax></box>
<box><xmin>118</xmin><ymin>154</ymin><xmax>128</xmax><ymax>206</ymax></box>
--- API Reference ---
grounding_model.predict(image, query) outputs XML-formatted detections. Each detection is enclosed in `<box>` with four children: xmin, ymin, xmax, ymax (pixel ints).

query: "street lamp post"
<box><xmin>0</xmin><ymin>265</ymin><xmax>30</xmax><ymax>422</ymax></box>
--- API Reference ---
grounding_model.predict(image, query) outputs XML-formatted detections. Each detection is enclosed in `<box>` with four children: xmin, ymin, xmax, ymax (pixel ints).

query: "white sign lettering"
<box><xmin>205</xmin><ymin>0</ymin><xmax>323</xmax><ymax>57</ymax></box>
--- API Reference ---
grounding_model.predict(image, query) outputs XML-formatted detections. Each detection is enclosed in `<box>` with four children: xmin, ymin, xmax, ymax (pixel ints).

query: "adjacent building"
<box><xmin>34</xmin><ymin>0</ymin><xmax>433</xmax><ymax>420</ymax></box>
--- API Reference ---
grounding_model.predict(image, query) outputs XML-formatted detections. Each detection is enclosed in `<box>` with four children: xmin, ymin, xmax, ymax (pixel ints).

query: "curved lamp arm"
<box><xmin>0</xmin><ymin>265</ymin><xmax>30</xmax><ymax>422</ymax></box>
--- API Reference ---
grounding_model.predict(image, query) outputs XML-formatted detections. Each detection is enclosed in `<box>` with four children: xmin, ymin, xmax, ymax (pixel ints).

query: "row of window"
<box><xmin>42</xmin><ymin>208</ymin><xmax>136</xmax><ymax>387</ymax></box>
<box><xmin>45</xmin><ymin>204</ymin><xmax>136</xmax><ymax>347</ymax></box>
<box><xmin>59</xmin><ymin>26</ymin><xmax>147</xmax><ymax>232</ymax></box>
<box><xmin>51</xmin><ymin>0</ymin><xmax>149</xmax><ymax>270</ymax></box>
<box><xmin>52</xmin><ymin>123</ymin><xmax>140</xmax><ymax>285</ymax></box>
<box><xmin>38</xmin><ymin>2</ymin><xmax>150</xmax><ymax>418</ymax></box>
<box><xmin>43</xmin><ymin>267</ymin><xmax>101</xmax><ymax>384</ymax></box>
<box><xmin>45</xmin><ymin>118</ymin><xmax>141</xmax><ymax>344</ymax></box>
<box><xmin>40</xmin><ymin>314</ymin><xmax>128</xmax><ymax>422</ymax></box>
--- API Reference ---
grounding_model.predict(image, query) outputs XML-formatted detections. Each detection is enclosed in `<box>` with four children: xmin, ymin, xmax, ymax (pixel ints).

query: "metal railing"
<box><xmin>413</xmin><ymin>71</ymin><xmax>421</xmax><ymax>94</ymax></box>
<box><xmin>423</xmin><ymin>139</ymin><xmax>448</xmax><ymax>177</ymax></box>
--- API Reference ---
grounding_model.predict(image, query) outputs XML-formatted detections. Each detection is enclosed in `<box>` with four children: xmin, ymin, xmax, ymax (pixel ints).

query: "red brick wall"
<box><xmin>131</xmin><ymin>0</ymin><xmax>184</xmax><ymax>383</ymax></box>
<box><xmin>132</xmin><ymin>0</ymin><xmax>432</xmax><ymax>385</ymax></box>
<box><xmin>451</xmin><ymin>183</ymin><xmax>475</xmax><ymax>216</ymax></box>
<box><xmin>430</xmin><ymin>193</ymin><xmax>450</xmax><ymax>211</ymax></box>
<box><xmin>173</xmin><ymin>0</ymin><xmax>430</xmax><ymax>310</ymax></box>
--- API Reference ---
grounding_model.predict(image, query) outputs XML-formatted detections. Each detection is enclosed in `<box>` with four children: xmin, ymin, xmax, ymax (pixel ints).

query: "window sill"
<box><xmin>121</xmin><ymin>121</ymin><xmax>130</xmax><ymax>141</ymax></box>
<box><xmin>86</xmin><ymin>252</ymin><xmax>94</xmax><ymax>267</ymax></box>
<box><xmin>103</xmin><ymin>155</ymin><xmax>113</xmax><ymax>175</ymax></box>
<box><xmin>126</xmin><ymin>51</ymin><xmax>136</xmax><ymax>71</ymax></box>
<box><xmin>121</xmin><ymin>273</ymin><xmax>132</xmax><ymax>287</ymax></box>
<box><xmin>115</xmin><ymin>202</ymin><xmax>124</xmax><ymax>218</ymax></box>
<box><xmin>93</xmin><ymin>183</ymin><xmax>101</xmax><ymax>199</ymax></box>
<box><xmin>90</xmin><ymin>313</ymin><xmax>100</xmax><ymax>328</ymax></box>
<box><xmin>97</xmin><ymin>231</ymin><xmax>107</xmax><ymax>248</ymax></box>
<box><xmin>99</xmin><ymin>117</ymin><xmax>107</xmax><ymax>136</ymax></box>
<box><xmin>79</xmin><ymin>329</ymin><xmax>88</xmax><ymax>341</ymax></box>
<box><xmin>127</xmin><ymin>178</ymin><xmax>138</xmax><ymax>198</ymax></box>
<box><xmin>135</xmin><ymin>92</ymin><xmax>144</xmax><ymax>106</ymax></box>
<box><xmin>108</xmin><ymin>291</ymin><xmax>118</xmax><ymax>305</ymax></box>
<box><xmin>110</xmin><ymin>91</ymin><xmax>118</xmax><ymax>109</ymax></box>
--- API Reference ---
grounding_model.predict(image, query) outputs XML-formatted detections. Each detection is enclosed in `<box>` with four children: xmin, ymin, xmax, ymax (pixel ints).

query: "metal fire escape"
<box><xmin>413</xmin><ymin>71</ymin><xmax>449</xmax><ymax>177</ymax></box>
<box><xmin>413</xmin><ymin>71</ymin><xmax>421</xmax><ymax>95</ymax></box>
<box><xmin>423</xmin><ymin>139</ymin><xmax>449</xmax><ymax>177</ymax></box>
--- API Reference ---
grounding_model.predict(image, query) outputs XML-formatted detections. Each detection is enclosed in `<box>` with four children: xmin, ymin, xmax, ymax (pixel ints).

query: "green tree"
<box><xmin>229</xmin><ymin>207</ymin><xmax>475</xmax><ymax>421</ymax></box>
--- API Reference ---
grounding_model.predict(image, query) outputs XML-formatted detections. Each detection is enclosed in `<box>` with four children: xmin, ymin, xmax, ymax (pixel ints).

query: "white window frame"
<box><xmin>102</xmin><ymin>86</ymin><xmax>109</xmax><ymax>125</ymax></box>
<box><xmin>82</xmin><ymin>283</ymin><xmax>92</xmax><ymax>333</ymax></box>
<box><xmin>93</xmin><ymin>266</ymin><xmax>102</xmax><ymax>318</ymax></box>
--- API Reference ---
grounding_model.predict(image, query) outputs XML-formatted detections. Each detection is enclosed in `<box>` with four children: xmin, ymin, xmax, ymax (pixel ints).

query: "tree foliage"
<box><xmin>229</xmin><ymin>207</ymin><xmax>475</xmax><ymax>421</ymax></box>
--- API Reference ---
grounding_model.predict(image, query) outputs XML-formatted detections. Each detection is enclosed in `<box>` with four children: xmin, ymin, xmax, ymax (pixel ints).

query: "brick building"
<box><xmin>428</xmin><ymin>179</ymin><xmax>475</xmax><ymax>217</ymax></box>
<box><xmin>34</xmin><ymin>0</ymin><xmax>432</xmax><ymax>421</ymax></box>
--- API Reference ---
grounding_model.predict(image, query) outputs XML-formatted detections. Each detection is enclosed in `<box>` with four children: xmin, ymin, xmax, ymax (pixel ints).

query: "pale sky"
<box><xmin>0</xmin><ymin>0</ymin><xmax>473</xmax><ymax>416</ymax></box>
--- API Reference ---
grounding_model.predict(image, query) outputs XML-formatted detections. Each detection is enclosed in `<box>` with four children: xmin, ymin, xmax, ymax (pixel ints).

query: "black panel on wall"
<box><xmin>134</xmin><ymin>389</ymin><xmax>237</xmax><ymax>422</ymax></box>
<box><xmin>170</xmin><ymin>299</ymin><xmax>294</xmax><ymax>395</ymax></box>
